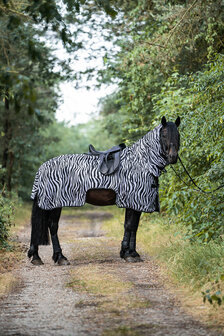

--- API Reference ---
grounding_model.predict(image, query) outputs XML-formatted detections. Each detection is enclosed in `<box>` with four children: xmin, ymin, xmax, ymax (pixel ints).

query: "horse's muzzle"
<box><xmin>168</xmin><ymin>154</ymin><xmax>178</xmax><ymax>164</ymax></box>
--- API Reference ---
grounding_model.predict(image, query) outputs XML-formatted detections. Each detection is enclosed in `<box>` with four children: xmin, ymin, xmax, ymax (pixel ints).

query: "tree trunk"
<box><xmin>2</xmin><ymin>87</ymin><xmax>13</xmax><ymax>192</ymax></box>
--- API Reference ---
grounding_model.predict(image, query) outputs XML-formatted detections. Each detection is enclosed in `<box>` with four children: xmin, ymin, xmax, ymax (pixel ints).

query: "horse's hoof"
<box><xmin>124</xmin><ymin>256</ymin><xmax>143</xmax><ymax>263</ymax></box>
<box><xmin>57</xmin><ymin>257</ymin><xmax>70</xmax><ymax>266</ymax></box>
<box><xmin>31</xmin><ymin>258</ymin><xmax>44</xmax><ymax>265</ymax></box>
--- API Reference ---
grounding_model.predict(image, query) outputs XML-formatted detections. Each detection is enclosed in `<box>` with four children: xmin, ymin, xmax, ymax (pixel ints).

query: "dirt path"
<box><xmin>0</xmin><ymin>209</ymin><xmax>221</xmax><ymax>336</ymax></box>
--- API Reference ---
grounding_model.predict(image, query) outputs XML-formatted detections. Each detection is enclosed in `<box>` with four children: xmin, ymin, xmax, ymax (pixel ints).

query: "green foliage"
<box><xmin>202</xmin><ymin>287</ymin><xmax>224</xmax><ymax>307</ymax></box>
<box><xmin>0</xmin><ymin>175</ymin><xmax>15</xmax><ymax>249</ymax></box>
<box><xmin>96</xmin><ymin>0</ymin><xmax>224</xmax><ymax>137</ymax></box>
<box><xmin>0</xmin><ymin>3</ymin><xmax>65</xmax><ymax>194</ymax></box>
<box><xmin>153</xmin><ymin>55</ymin><xmax>224</xmax><ymax>242</ymax></box>
<box><xmin>0</xmin><ymin>195</ymin><xmax>14</xmax><ymax>248</ymax></box>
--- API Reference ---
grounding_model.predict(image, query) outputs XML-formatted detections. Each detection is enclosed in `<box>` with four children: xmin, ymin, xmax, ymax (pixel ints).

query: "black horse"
<box><xmin>28</xmin><ymin>116</ymin><xmax>180</xmax><ymax>265</ymax></box>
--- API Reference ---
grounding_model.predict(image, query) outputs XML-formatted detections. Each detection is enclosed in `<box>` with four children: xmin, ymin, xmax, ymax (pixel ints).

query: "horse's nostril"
<box><xmin>169</xmin><ymin>154</ymin><xmax>177</xmax><ymax>163</ymax></box>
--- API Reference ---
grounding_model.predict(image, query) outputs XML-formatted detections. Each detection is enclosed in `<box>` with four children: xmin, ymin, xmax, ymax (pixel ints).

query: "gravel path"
<box><xmin>0</xmin><ymin>209</ymin><xmax>221</xmax><ymax>336</ymax></box>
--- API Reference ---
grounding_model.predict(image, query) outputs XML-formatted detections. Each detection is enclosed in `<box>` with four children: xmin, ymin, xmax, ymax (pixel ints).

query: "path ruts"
<box><xmin>0</xmin><ymin>209</ymin><xmax>221</xmax><ymax>336</ymax></box>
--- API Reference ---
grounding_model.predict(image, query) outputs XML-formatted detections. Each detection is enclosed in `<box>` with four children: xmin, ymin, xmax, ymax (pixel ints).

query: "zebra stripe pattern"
<box><xmin>31</xmin><ymin>124</ymin><xmax>167</xmax><ymax>213</ymax></box>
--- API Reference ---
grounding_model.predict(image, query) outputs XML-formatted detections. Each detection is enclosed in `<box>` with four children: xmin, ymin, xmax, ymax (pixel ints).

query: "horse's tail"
<box><xmin>29</xmin><ymin>197</ymin><xmax>50</xmax><ymax>247</ymax></box>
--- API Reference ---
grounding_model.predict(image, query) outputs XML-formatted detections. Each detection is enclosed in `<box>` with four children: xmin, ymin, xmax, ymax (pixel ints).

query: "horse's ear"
<box><xmin>161</xmin><ymin>116</ymin><xmax>167</xmax><ymax>127</ymax></box>
<box><xmin>175</xmin><ymin>116</ymin><xmax>180</xmax><ymax>127</ymax></box>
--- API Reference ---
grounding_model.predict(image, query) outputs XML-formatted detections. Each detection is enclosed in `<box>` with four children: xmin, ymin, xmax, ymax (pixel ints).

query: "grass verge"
<box><xmin>12</xmin><ymin>201</ymin><xmax>32</xmax><ymax>234</ymax></box>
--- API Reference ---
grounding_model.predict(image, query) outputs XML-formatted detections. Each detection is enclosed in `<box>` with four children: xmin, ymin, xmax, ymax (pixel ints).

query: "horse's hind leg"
<box><xmin>49</xmin><ymin>208</ymin><xmax>70</xmax><ymax>266</ymax></box>
<box><xmin>28</xmin><ymin>198</ymin><xmax>50</xmax><ymax>265</ymax></box>
<box><xmin>120</xmin><ymin>208</ymin><xmax>142</xmax><ymax>262</ymax></box>
<box><xmin>28</xmin><ymin>244</ymin><xmax>44</xmax><ymax>265</ymax></box>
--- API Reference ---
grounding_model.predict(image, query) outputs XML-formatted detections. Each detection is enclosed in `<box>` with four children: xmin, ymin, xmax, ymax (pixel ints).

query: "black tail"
<box><xmin>30</xmin><ymin>197</ymin><xmax>50</xmax><ymax>246</ymax></box>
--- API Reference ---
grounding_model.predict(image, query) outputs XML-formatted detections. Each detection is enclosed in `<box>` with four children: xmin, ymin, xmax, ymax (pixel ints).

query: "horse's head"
<box><xmin>160</xmin><ymin>116</ymin><xmax>180</xmax><ymax>164</ymax></box>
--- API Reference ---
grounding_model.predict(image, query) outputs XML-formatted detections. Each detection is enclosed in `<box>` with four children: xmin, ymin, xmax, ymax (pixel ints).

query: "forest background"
<box><xmin>0</xmin><ymin>0</ymin><xmax>224</xmax><ymax>307</ymax></box>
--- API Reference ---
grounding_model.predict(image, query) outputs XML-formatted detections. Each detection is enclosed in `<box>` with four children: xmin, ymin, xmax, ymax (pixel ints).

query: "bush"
<box><xmin>152</xmin><ymin>55</ymin><xmax>224</xmax><ymax>242</ymax></box>
<box><xmin>0</xmin><ymin>193</ymin><xmax>15</xmax><ymax>249</ymax></box>
<box><xmin>0</xmin><ymin>167</ymin><xmax>15</xmax><ymax>248</ymax></box>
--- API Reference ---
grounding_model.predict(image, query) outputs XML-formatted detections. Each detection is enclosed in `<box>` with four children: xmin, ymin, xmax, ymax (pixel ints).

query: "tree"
<box><xmin>92</xmin><ymin>0</ymin><xmax>224</xmax><ymax>241</ymax></box>
<box><xmin>0</xmin><ymin>17</ymin><xmax>61</xmax><ymax>190</ymax></box>
<box><xmin>93</xmin><ymin>0</ymin><xmax>224</xmax><ymax>138</ymax></box>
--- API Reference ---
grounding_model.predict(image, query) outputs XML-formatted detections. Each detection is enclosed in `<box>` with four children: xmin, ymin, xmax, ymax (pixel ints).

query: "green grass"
<box><xmin>13</xmin><ymin>201</ymin><xmax>32</xmax><ymax>233</ymax></box>
<box><xmin>102</xmin><ymin>324</ymin><xmax>161</xmax><ymax>336</ymax></box>
<box><xmin>102</xmin><ymin>326</ymin><xmax>142</xmax><ymax>336</ymax></box>
<box><xmin>68</xmin><ymin>263</ymin><xmax>151</xmax><ymax>315</ymax></box>
<box><xmin>68</xmin><ymin>264</ymin><xmax>133</xmax><ymax>295</ymax></box>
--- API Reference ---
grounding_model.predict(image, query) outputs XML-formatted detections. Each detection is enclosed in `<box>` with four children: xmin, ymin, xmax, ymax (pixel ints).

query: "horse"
<box><xmin>28</xmin><ymin>116</ymin><xmax>180</xmax><ymax>265</ymax></box>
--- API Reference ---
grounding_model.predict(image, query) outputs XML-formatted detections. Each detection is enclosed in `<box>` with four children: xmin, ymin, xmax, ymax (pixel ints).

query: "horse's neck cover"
<box><xmin>128</xmin><ymin>125</ymin><xmax>166</xmax><ymax>176</ymax></box>
<box><xmin>31</xmin><ymin>124</ymin><xmax>167</xmax><ymax>213</ymax></box>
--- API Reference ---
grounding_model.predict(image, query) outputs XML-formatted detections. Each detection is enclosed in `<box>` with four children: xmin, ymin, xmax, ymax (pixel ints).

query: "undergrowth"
<box><xmin>0</xmin><ymin>201</ymin><xmax>31</xmax><ymax>297</ymax></box>
<box><xmin>0</xmin><ymin>193</ymin><xmax>15</xmax><ymax>249</ymax></box>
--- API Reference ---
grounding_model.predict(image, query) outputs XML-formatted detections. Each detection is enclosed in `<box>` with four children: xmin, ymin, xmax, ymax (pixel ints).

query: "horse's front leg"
<box><xmin>49</xmin><ymin>208</ymin><xmax>70</xmax><ymax>266</ymax></box>
<box><xmin>120</xmin><ymin>208</ymin><xmax>142</xmax><ymax>262</ymax></box>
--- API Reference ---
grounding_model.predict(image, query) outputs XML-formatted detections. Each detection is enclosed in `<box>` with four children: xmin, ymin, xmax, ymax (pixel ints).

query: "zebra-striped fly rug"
<box><xmin>31</xmin><ymin>125</ymin><xmax>167</xmax><ymax>213</ymax></box>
